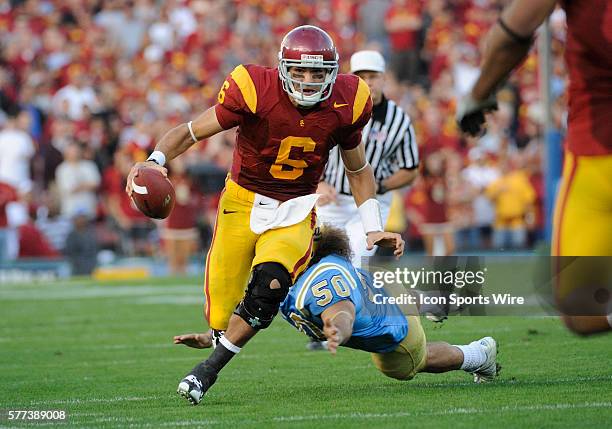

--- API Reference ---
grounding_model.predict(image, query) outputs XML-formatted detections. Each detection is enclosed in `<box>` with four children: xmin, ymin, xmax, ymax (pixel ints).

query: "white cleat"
<box><xmin>177</xmin><ymin>375</ymin><xmax>204</xmax><ymax>405</ymax></box>
<box><xmin>472</xmin><ymin>336</ymin><xmax>500</xmax><ymax>383</ymax></box>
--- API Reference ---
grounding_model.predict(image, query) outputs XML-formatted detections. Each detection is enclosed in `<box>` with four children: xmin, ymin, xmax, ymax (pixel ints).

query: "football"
<box><xmin>130</xmin><ymin>167</ymin><xmax>175</xmax><ymax>219</ymax></box>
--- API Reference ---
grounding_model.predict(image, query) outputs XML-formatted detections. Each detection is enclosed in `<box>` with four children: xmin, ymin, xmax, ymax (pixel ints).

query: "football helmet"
<box><xmin>278</xmin><ymin>25</ymin><xmax>339</xmax><ymax>107</ymax></box>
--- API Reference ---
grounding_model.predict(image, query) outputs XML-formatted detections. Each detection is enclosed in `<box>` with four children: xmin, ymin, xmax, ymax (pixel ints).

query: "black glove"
<box><xmin>456</xmin><ymin>94</ymin><xmax>498</xmax><ymax>136</ymax></box>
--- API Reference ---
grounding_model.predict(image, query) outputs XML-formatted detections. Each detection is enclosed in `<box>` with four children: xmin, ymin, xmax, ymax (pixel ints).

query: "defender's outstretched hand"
<box><xmin>366</xmin><ymin>231</ymin><xmax>405</xmax><ymax>258</ymax></box>
<box><xmin>173</xmin><ymin>332</ymin><xmax>213</xmax><ymax>349</ymax></box>
<box><xmin>456</xmin><ymin>95</ymin><xmax>498</xmax><ymax>136</ymax></box>
<box><xmin>125</xmin><ymin>161</ymin><xmax>167</xmax><ymax>197</ymax></box>
<box><xmin>323</xmin><ymin>318</ymin><xmax>341</xmax><ymax>355</ymax></box>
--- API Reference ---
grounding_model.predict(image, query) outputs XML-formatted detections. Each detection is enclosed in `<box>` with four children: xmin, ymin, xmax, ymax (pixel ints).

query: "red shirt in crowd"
<box><xmin>18</xmin><ymin>223</ymin><xmax>60</xmax><ymax>258</ymax></box>
<box><xmin>0</xmin><ymin>182</ymin><xmax>18</xmax><ymax>228</ymax></box>
<box><xmin>385</xmin><ymin>2</ymin><xmax>422</xmax><ymax>52</ymax></box>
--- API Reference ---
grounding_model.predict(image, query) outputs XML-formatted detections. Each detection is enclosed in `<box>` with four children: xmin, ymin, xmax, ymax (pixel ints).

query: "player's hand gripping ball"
<box><xmin>130</xmin><ymin>167</ymin><xmax>175</xmax><ymax>219</ymax></box>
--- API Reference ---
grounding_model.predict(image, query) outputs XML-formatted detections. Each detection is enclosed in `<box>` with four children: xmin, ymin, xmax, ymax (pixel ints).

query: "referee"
<box><xmin>317</xmin><ymin>50</ymin><xmax>419</xmax><ymax>267</ymax></box>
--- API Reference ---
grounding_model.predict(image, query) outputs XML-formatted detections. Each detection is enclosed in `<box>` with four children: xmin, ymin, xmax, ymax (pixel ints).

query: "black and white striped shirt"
<box><xmin>324</xmin><ymin>96</ymin><xmax>419</xmax><ymax>195</ymax></box>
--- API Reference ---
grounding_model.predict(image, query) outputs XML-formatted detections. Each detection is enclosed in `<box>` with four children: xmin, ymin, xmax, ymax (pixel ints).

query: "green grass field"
<box><xmin>1</xmin><ymin>277</ymin><xmax>610</xmax><ymax>428</ymax></box>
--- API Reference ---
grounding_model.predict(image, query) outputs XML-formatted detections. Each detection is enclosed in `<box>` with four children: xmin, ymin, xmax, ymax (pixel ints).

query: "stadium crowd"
<box><xmin>0</xmin><ymin>0</ymin><xmax>568</xmax><ymax>272</ymax></box>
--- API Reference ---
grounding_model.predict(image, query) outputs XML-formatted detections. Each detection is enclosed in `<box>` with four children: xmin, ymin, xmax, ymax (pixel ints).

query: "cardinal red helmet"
<box><xmin>278</xmin><ymin>25</ymin><xmax>339</xmax><ymax>107</ymax></box>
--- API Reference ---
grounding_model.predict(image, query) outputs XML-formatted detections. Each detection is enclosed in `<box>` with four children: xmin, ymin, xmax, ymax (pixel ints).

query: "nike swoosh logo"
<box><xmin>223</xmin><ymin>209</ymin><xmax>237</xmax><ymax>214</ymax></box>
<box><xmin>258</xmin><ymin>202</ymin><xmax>270</xmax><ymax>206</ymax></box>
<box><xmin>333</xmin><ymin>102</ymin><xmax>349</xmax><ymax>108</ymax></box>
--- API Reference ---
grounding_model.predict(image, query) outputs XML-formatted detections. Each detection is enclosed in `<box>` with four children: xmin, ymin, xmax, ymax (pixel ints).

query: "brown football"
<box><xmin>130</xmin><ymin>167</ymin><xmax>175</xmax><ymax>219</ymax></box>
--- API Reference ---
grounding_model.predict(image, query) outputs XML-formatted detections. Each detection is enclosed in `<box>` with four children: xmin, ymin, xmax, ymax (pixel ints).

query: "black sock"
<box><xmin>206</xmin><ymin>342</ymin><xmax>237</xmax><ymax>372</ymax></box>
<box><xmin>189</xmin><ymin>361</ymin><xmax>218</xmax><ymax>389</ymax></box>
<box><xmin>190</xmin><ymin>342</ymin><xmax>237</xmax><ymax>381</ymax></box>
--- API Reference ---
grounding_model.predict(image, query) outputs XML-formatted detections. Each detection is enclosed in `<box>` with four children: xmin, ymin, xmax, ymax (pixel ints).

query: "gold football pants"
<box><xmin>204</xmin><ymin>178</ymin><xmax>316</xmax><ymax>330</ymax></box>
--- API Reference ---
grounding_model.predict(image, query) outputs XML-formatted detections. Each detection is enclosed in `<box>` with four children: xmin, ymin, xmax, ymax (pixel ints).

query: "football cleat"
<box><xmin>177</xmin><ymin>375</ymin><xmax>204</xmax><ymax>405</ymax></box>
<box><xmin>211</xmin><ymin>329</ymin><xmax>225</xmax><ymax>349</ymax></box>
<box><xmin>472</xmin><ymin>337</ymin><xmax>500</xmax><ymax>383</ymax></box>
<box><xmin>177</xmin><ymin>368</ymin><xmax>218</xmax><ymax>405</ymax></box>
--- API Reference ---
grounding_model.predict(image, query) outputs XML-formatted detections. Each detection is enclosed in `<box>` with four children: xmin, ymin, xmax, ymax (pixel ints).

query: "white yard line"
<box><xmin>21</xmin><ymin>377</ymin><xmax>611</xmax><ymax>408</ymax></box>
<box><xmin>27</xmin><ymin>395</ymin><xmax>164</xmax><ymax>406</ymax></box>
<box><xmin>272</xmin><ymin>401</ymin><xmax>612</xmax><ymax>423</ymax></box>
<box><xmin>0</xmin><ymin>285</ymin><xmax>198</xmax><ymax>301</ymax></box>
<box><xmin>56</xmin><ymin>401</ymin><xmax>610</xmax><ymax>427</ymax></box>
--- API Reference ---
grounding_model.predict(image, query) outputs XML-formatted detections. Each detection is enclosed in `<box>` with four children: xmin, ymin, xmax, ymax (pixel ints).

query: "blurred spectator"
<box><xmin>161</xmin><ymin>157</ymin><xmax>204</xmax><ymax>275</ymax></box>
<box><xmin>18</xmin><ymin>220</ymin><xmax>60</xmax><ymax>259</ymax></box>
<box><xmin>64</xmin><ymin>211</ymin><xmax>99</xmax><ymax>275</ymax></box>
<box><xmin>55</xmin><ymin>142</ymin><xmax>101</xmax><ymax>219</ymax></box>
<box><xmin>51</xmin><ymin>67</ymin><xmax>100</xmax><ymax>121</ymax></box>
<box><xmin>419</xmin><ymin>103</ymin><xmax>460</xmax><ymax>154</ymax></box>
<box><xmin>95</xmin><ymin>0</ymin><xmax>147</xmax><ymax>57</ymax></box>
<box><xmin>460</xmin><ymin>147</ymin><xmax>500</xmax><ymax>249</ymax></box>
<box><xmin>9</xmin><ymin>202</ymin><xmax>60</xmax><ymax>259</ymax></box>
<box><xmin>35</xmin><ymin>199</ymin><xmax>73</xmax><ymax>254</ymax></box>
<box><xmin>417</xmin><ymin>152</ymin><xmax>455</xmax><ymax>256</ymax></box>
<box><xmin>0</xmin><ymin>107</ymin><xmax>35</xmax><ymax>194</ymax></box>
<box><xmin>477</xmin><ymin>101</ymin><xmax>515</xmax><ymax>154</ymax></box>
<box><xmin>486</xmin><ymin>154</ymin><xmax>536</xmax><ymax>250</ymax></box>
<box><xmin>384</xmin><ymin>0</ymin><xmax>423</xmax><ymax>83</ymax></box>
<box><xmin>358</xmin><ymin>0</ymin><xmax>389</xmax><ymax>48</ymax></box>
<box><xmin>0</xmin><ymin>181</ymin><xmax>18</xmax><ymax>262</ymax></box>
<box><xmin>451</xmin><ymin>44</ymin><xmax>479</xmax><ymax>98</ymax></box>
<box><xmin>404</xmin><ymin>179</ymin><xmax>426</xmax><ymax>251</ymax></box>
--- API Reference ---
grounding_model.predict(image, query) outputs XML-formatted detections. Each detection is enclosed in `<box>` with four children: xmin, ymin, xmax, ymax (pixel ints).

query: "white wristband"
<box><xmin>146</xmin><ymin>150</ymin><xmax>166</xmax><ymax>167</ymax></box>
<box><xmin>358</xmin><ymin>198</ymin><xmax>383</xmax><ymax>234</ymax></box>
<box><xmin>187</xmin><ymin>121</ymin><xmax>198</xmax><ymax>143</ymax></box>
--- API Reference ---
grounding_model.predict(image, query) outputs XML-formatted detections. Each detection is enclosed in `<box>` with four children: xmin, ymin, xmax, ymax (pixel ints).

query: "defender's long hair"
<box><xmin>310</xmin><ymin>225</ymin><xmax>354</xmax><ymax>265</ymax></box>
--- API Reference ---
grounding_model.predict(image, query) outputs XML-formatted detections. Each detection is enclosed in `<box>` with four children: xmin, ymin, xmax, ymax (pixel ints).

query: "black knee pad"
<box><xmin>235</xmin><ymin>262</ymin><xmax>291</xmax><ymax>329</ymax></box>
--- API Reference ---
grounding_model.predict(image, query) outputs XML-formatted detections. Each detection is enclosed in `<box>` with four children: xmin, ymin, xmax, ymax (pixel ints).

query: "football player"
<box><xmin>176</xmin><ymin>226</ymin><xmax>499</xmax><ymax>384</ymax></box>
<box><xmin>456</xmin><ymin>1</ymin><xmax>612</xmax><ymax>336</ymax></box>
<box><xmin>126</xmin><ymin>25</ymin><xmax>404</xmax><ymax>405</ymax></box>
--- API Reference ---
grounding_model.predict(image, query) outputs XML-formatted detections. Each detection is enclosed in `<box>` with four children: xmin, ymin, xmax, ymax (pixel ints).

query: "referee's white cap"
<box><xmin>350</xmin><ymin>50</ymin><xmax>386</xmax><ymax>73</ymax></box>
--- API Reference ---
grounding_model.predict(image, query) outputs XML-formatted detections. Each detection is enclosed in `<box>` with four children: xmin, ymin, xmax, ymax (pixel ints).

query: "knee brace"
<box><xmin>235</xmin><ymin>262</ymin><xmax>291</xmax><ymax>330</ymax></box>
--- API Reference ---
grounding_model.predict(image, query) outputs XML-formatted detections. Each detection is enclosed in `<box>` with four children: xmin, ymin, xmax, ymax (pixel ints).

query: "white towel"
<box><xmin>250</xmin><ymin>193</ymin><xmax>320</xmax><ymax>234</ymax></box>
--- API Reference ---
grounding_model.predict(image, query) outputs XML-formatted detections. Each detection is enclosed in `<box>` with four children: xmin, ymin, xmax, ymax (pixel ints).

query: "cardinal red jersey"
<box><xmin>561</xmin><ymin>0</ymin><xmax>612</xmax><ymax>155</ymax></box>
<box><xmin>214</xmin><ymin>64</ymin><xmax>372</xmax><ymax>201</ymax></box>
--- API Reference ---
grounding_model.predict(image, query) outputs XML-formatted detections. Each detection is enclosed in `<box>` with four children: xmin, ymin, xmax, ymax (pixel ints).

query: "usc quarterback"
<box><xmin>126</xmin><ymin>25</ymin><xmax>404</xmax><ymax>405</ymax></box>
<box><xmin>456</xmin><ymin>1</ymin><xmax>612</xmax><ymax>336</ymax></box>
